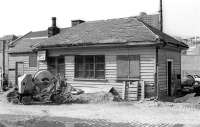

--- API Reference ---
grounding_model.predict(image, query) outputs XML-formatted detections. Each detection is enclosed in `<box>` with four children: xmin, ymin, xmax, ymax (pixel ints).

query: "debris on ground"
<box><xmin>3</xmin><ymin>70</ymin><xmax>121</xmax><ymax>105</ymax></box>
<box><xmin>173</xmin><ymin>93</ymin><xmax>200</xmax><ymax>103</ymax></box>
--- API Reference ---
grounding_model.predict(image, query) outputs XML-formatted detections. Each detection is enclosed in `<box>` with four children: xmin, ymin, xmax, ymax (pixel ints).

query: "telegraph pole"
<box><xmin>2</xmin><ymin>40</ymin><xmax>5</xmax><ymax>77</ymax></box>
<box><xmin>160</xmin><ymin>0</ymin><xmax>163</xmax><ymax>32</ymax></box>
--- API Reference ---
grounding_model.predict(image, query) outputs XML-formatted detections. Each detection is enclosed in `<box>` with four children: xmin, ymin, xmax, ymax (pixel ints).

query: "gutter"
<box><xmin>35</xmin><ymin>41</ymin><xmax>163</xmax><ymax>50</ymax></box>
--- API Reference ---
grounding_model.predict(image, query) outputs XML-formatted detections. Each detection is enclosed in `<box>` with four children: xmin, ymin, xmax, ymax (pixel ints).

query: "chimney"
<box><xmin>71</xmin><ymin>20</ymin><xmax>85</xmax><ymax>27</ymax></box>
<box><xmin>48</xmin><ymin>17</ymin><xmax>60</xmax><ymax>37</ymax></box>
<box><xmin>52</xmin><ymin>17</ymin><xmax>56</xmax><ymax>27</ymax></box>
<box><xmin>139</xmin><ymin>12</ymin><xmax>147</xmax><ymax>17</ymax></box>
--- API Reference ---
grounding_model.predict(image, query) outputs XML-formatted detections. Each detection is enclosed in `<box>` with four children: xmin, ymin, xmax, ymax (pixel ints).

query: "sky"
<box><xmin>0</xmin><ymin>0</ymin><xmax>199</xmax><ymax>38</ymax></box>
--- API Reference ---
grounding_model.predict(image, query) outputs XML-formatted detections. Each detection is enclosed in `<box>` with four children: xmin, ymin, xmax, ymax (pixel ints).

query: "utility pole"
<box><xmin>160</xmin><ymin>0</ymin><xmax>163</xmax><ymax>32</ymax></box>
<box><xmin>2</xmin><ymin>40</ymin><xmax>5</xmax><ymax>77</ymax></box>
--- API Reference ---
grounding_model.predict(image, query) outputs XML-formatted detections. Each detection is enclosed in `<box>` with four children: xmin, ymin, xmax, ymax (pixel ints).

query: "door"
<box><xmin>47</xmin><ymin>56</ymin><xmax>65</xmax><ymax>78</ymax></box>
<box><xmin>167</xmin><ymin>61</ymin><xmax>172</xmax><ymax>96</ymax></box>
<box><xmin>15</xmin><ymin>62</ymin><xmax>24</xmax><ymax>85</ymax></box>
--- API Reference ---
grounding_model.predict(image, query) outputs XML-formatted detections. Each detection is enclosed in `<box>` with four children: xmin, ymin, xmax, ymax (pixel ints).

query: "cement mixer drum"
<box><xmin>33</xmin><ymin>70</ymin><xmax>54</xmax><ymax>84</ymax></box>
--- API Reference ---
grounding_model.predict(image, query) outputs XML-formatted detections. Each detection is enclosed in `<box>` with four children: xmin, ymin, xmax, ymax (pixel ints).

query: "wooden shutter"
<box><xmin>129</xmin><ymin>55</ymin><xmax>140</xmax><ymax>78</ymax></box>
<box><xmin>117</xmin><ymin>55</ymin><xmax>129</xmax><ymax>78</ymax></box>
<box><xmin>29</xmin><ymin>54</ymin><xmax>37</xmax><ymax>67</ymax></box>
<box><xmin>117</xmin><ymin>55</ymin><xmax>140</xmax><ymax>79</ymax></box>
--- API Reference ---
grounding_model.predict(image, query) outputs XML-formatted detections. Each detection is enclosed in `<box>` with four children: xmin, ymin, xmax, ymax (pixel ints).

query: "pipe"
<box><xmin>155</xmin><ymin>46</ymin><xmax>159</xmax><ymax>99</ymax></box>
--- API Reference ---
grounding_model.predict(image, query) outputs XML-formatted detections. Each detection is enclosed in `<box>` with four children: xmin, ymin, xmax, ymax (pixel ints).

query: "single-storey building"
<box><xmin>8</xmin><ymin>16</ymin><xmax>188</xmax><ymax>100</ymax></box>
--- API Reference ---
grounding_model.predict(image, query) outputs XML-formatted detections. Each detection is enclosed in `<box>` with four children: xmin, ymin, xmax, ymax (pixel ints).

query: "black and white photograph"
<box><xmin>0</xmin><ymin>0</ymin><xmax>200</xmax><ymax>126</ymax></box>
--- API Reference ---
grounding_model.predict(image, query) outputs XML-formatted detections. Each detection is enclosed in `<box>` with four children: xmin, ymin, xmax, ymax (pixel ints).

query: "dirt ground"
<box><xmin>1</xmin><ymin>93</ymin><xmax>200</xmax><ymax>127</ymax></box>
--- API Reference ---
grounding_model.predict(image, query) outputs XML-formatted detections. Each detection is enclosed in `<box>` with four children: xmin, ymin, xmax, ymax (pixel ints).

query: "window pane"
<box><xmin>85</xmin><ymin>63</ymin><xmax>94</xmax><ymax>70</ymax></box>
<box><xmin>95</xmin><ymin>63</ymin><xmax>104</xmax><ymax>70</ymax></box>
<box><xmin>75</xmin><ymin>55</ymin><xmax>83</xmax><ymax>63</ymax></box>
<box><xmin>95</xmin><ymin>56</ymin><xmax>105</xmax><ymax>63</ymax></box>
<box><xmin>95</xmin><ymin>71</ymin><xmax>105</xmax><ymax>79</ymax></box>
<box><xmin>75</xmin><ymin>55</ymin><xmax>105</xmax><ymax>79</ymax></box>
<box><xmin>85</xmin><ymin>56</ymin><xmax>94</xmax><ymax>63</ymax></box>
<box><xmin>85</xmin><ymin>71</ymin><xmax>94</xmax><ymax>78</ymax></box>
<box><xmin>58</xmin><ymin>57</ymin><xmax>64</xmax><ymax>63</ymax></box>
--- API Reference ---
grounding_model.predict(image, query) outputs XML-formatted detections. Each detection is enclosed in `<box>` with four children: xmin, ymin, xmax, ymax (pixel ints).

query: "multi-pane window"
<box><xmin>29</xmin><ymin>54</ymin><xmax>37</xmax><ymax>67</ymax></box>
<box><xmin>75</xmin><ymin>55</ymin><xmax>105</xmax><ymax>79</ymax></box>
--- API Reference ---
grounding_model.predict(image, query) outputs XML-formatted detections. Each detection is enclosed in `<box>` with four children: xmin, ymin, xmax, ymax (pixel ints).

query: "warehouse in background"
<box><xmin>0</xmin><ymin>35</ymin><xmax>18</xmax><ymax>91</ymax></box>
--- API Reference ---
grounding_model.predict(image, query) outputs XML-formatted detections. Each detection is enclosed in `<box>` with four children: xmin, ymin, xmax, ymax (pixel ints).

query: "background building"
<box><xmin>181</xmin><ymin>36</ymin><xmax>200</xmax><ymax>77</ymax></box>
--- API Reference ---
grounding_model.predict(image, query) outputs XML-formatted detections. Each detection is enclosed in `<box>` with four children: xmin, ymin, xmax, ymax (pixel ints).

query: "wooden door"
<box><xmin>47</xmin><ymin>56</ymin><xmax>65</xmax><ymax>78</ymax></box>
<box><xmin>167</xmin><ymin>61</ymin><xmax>172</xmax><ymax>96</ymax></box>
<box><xmin>15</xmin><ymin>62</ymin><xmax>24</xmax><ymax>85</ymax></box>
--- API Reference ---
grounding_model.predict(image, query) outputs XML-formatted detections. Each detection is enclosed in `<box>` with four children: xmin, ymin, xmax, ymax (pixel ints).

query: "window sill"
<box><xmin>74</xmin><ymin>78</ymin><xmax>108</xmax><ymax>82</ymax></box>
<box><xmin>117</xmin><ymin>78</ymin><xmax>140</xmax><ymax>81</ymax></box>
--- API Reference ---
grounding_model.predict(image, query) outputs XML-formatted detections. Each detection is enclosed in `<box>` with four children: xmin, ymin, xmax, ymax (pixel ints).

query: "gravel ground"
<box><xmin>0</xmin><ymin>114</ymin><xmax>191</xmax><ymax>127</ymax></box>
<box><xmin>1</xmin><ymin>92</ymin><xmax>200</xmax><ymax>127</ymax></box>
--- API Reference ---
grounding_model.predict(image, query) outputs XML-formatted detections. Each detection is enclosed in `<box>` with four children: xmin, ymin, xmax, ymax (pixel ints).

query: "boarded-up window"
<box><xmin>29</xmin><ymin>54</ymin><xmax>37</xmax><ymax>67</ymax></box>
<box><xmin>75</xmin><ymin>55</ymin><xmax>105</xmax><ymax>79</ymax></box>
<box><xmin>117</xmin><ymin>55</ymin><xmax>140</xmax><ymax>79</ymax></box>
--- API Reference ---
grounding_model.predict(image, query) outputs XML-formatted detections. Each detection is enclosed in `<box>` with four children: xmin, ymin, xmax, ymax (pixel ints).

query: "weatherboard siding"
<box><xmin>8</xmin><ymin>53</ymin><xmax>38</xmax><ymax>86</ymax></box>
<box><xmin>61</xmin><ymin>47</ymin><xmax>156</xmax><ymax>99</ymax></box>
<box><xmin>65</xmin><ymin>56</ymin><xmax>74</xmax><ymax>81</ymax></box>
<box><xmin>158</xmin><ymin>47</ymin><xmax>181</xmax><ymax>97</ymax></box>
<box><xmin>38</xmin><ymin>61</ymin><xmax>48</xmax><ymax>70</ymax></box>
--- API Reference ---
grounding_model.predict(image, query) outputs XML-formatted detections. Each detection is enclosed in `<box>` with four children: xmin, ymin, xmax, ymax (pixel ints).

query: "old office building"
<box><xmin>8</xmin><ymin>15</ymin><xmax>188</xmax><ymax>100</ymax></box>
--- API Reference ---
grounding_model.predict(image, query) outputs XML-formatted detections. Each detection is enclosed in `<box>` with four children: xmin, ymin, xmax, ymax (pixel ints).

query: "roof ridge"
<box><xmin>136</xmin><ymin>18</ymin><xmax>160</xmax><ymax>41</ymax></box>
<box><xmin>9</xmin><ymin>31</ymin><xmax>32</xmax><ymax>46</ymax></box>
<box><xmin>141</xmin><ymin>20</ymin><xmax>188</xmax><ymax>48</ymax></box>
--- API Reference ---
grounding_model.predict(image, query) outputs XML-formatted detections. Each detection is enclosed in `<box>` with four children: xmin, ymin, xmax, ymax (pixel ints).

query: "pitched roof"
<box><xmin>8</xmin><ymin>31</ymin><xmax>48</xmax><ymax>53</ymax></box>
<box><xmin>0</xmin><ymin>35</ymin><xmax>18</xmax><ymax>42</ymax></box>
<box><xmin>8</xmin><ymin>28</ymin><xmax>66</xmax><ymax>53</ymax></box>
<box><xmin>8</xmin><ymin>38</ymin><xmax>47</xmax><ymax>53</ymax></box>
<box><xmin>36</xmin><ymin>17</ymin><xmax>188</xmax><ymax>49</ymax></box>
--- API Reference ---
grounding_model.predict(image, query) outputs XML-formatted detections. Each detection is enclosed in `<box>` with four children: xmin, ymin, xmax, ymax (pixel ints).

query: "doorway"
<box><xmin>15</xmin><ymin>62</ymin><xmax>24</xmax><ymax>85</ymax></box>
<box><xmin>167</xmin><ymin>60</ymin><xmax>172</xmax><ymax>96</ymax></box>
<box><xmin>47</xmin><ymin>56</ymin><xmax>65</xmax><ymax>78</ymax></box>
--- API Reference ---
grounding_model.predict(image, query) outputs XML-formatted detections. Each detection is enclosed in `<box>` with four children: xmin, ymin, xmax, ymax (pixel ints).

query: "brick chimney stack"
<box><xmin>48</xmin><ymin>17</ymin><xmax>60</xmax><ymax>37</ymax></box>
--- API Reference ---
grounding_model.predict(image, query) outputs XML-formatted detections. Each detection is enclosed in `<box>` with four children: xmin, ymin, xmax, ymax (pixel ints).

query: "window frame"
<box><xmin>74</xmin><ymin>55</ymin><xmax>105</xmax><ymax>79</ymax></box>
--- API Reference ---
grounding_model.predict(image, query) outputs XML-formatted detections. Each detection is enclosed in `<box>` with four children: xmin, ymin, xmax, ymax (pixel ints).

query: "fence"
<box><xmin>122</xmin><ymin>80</ymin><xmax>145</xmax><ymax>101</ymax></box>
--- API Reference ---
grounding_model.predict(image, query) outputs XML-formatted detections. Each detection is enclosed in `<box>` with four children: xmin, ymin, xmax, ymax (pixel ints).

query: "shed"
<box><xmin>9</xmin><ymin>16</ymin><xmax>188</xmax><ymax>100</ymax></box>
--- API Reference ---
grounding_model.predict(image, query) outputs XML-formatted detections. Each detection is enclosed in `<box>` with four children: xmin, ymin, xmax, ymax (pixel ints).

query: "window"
<box><xmin>117</xmin><ymin>55</ymin><xmax>140</xmax><ymax>79</ymax></box>
<box><xmin>75</xmin><ymin>55</ymin><xmax>105</xmax><ymax>79</ymax></box>
<box><xmin>29</xmin><ymin>54</ymin><xmax>37</xmax><ymax>67</ymax></box>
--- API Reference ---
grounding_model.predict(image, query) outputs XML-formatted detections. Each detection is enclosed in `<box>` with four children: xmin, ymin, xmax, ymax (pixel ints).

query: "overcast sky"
<box><xmin>0</xmin><ymin>0</ymin><xmax>199</xmax><ymax>38</ymax></box>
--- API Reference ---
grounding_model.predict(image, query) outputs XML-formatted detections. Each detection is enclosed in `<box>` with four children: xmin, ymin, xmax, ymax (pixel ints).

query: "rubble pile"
<box><xmin>174</xmin><ymin>93</ymin><xmax>200</xmax><ymax>104</ymax></box>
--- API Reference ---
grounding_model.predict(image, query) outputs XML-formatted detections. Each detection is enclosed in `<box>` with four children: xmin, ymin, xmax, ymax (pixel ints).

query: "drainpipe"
<box><xmin>155</xmin><ymin>46</ymin><xmax>159</xmax><ymax>99</ymax></box>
